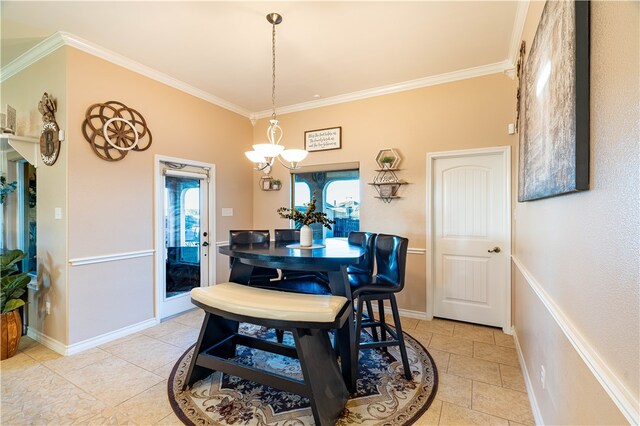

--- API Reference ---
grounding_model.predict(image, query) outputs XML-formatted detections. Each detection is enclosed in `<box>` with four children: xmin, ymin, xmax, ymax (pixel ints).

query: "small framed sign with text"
<box><xmin>304</xmin><ymin>127</ymin><xmax>341</xmax><ymax>152</ymax></box>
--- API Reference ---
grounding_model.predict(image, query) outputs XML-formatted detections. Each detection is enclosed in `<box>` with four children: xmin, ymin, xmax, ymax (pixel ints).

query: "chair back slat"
<box><xmin>374</xmin><ymin>234</ymin><xmax>408</xmax><ymax>290</ymax></box>
<box><xmin>346</xmin><ymin>232</ymin><xmax>376</xmax><ymax>276</ymax></box>
<box><xmin>228</xmin><ymin>230</ymin><xmax>277</xmax><ymax>278</ymax></box>
<box><xmin>229</xmin><ymin>230</ymin><xmax>270</xmax><ymax>245</ymax></box>
<box><xmin>274</xmin><ymin>229</ymin><xmax>300</xmax><ymax>242</ymax></box>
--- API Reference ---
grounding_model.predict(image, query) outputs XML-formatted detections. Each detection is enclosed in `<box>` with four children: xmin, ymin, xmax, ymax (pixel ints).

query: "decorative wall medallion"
<box><xmin>82</xmin><ymin>101</ymin><xmax>152</xmax><ymax>161</ymax></box>
<box><xmin>38</xmin><ymin>93</ymin><xmax>61</xmax><ymax>166</ymax></box>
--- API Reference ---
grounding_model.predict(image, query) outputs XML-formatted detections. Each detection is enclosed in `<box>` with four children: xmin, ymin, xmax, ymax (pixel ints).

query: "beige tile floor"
<box><xmin>1</xmin><ymin>310</ymin><xmax>534</xmax><ymax>425</ymax></box>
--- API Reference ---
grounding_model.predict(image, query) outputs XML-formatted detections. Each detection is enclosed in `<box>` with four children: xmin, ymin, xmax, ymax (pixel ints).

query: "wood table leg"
<box><xmin>328</xmin><ymin>269</ymin><xmax>357</xmax><ymax>392</ymax></box>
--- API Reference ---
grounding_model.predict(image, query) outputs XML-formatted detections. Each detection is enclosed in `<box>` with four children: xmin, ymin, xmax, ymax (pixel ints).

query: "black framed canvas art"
<box><xmin>518</xmin><ymin>0</ymin><xmax>590</xmax><ymax>202</ymax></box>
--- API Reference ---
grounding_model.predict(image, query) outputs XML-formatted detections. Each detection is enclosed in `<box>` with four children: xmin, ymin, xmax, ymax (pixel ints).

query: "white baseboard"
<box><xmin>66</xmin><ymin>318</ymin><xmax>159</xmax><ymax>355</ymax></box>
<box><xmin>512</xmin><ymin>326</ymin><xmax>544</xmax><ymax>426</ymax></box>
<box><xmin>27</xmin><ymin>317</ymin><xmax>159</xmax><ymax>356</ymax></box>
<box><xmin>512</xmin><ymin>256</ymin><xmax>639</xmax><ymax>425</ymax></box>
<box><xmin>26</xmin><ymin>328</ymin><xmax>67</xmax><ymax>355</ymax></box>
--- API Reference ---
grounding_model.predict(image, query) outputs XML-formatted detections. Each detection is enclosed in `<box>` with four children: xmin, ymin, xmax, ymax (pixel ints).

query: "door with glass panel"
<box><xmin>160</xmin><ymin>168</ymin><xmax>210</xmax><ymax>319</ymax></box>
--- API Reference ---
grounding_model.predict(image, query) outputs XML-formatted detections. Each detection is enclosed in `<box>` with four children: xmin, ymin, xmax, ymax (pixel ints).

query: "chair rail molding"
<box><xmin>512</xmin><ymin>255</ymin><xmax>639</xmax><ymax>425</ymax></box>
<box><xmin>69</xmin><ymin>249</ymin><xmax>154</xmax><ymax>266</ymax></box>
<box><xmin>407</xmin><ymin>248</ymin><xmax>426</xmax><ymax>255</ymax></box>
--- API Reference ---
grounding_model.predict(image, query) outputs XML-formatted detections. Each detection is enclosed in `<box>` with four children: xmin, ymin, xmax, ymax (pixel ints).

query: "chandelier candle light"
<box><xmin>245</xmin><ymin>13</ymin><xmax>308</xmax><ymax>171</ymax></box>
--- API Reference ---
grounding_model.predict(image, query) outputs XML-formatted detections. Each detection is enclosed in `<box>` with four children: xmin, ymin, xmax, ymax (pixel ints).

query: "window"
<box><xmin>291</xmin><ymin>163</ymin><xmax>359</xmax><ymax>238</ymax></box>
<box><xmin>293</xmin><ymin>182</ymin><xmax>311</xmax><ymax>209</ymax></box>
<box><xmin>325</xmin><ymin>179</ymin><xmax>360</xmax><ymax>237</ymax></box>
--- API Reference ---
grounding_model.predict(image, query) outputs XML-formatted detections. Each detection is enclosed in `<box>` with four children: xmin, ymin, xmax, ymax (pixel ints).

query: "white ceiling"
<box><xmin>1</xmin><ymin>1</ymin><xmax>525</xmax><ymax>116</ymax></box>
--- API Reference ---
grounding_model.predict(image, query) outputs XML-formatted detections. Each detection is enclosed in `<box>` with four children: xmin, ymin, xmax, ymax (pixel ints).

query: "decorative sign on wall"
<box><xmin>82</xmin><ymin>101</ymin><xmax>152</xmax><ymax>162</ymax></box>
<box><xmin>304</xmin><ymin>127</ymin><xmax>341</xmax><ymax>152</ymax></box>
<box><xmin>38</xmin><ymin>93</ymin><xmax>61</xmax><ymax>166</ymax></box>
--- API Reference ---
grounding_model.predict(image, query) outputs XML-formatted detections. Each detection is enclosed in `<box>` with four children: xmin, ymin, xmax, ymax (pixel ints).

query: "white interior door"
<box><xmin>157</xmin><ymin>163</ymin><xmax>213</xmax><ymax>319</ymax></box>
<box><xmin>432</xmin><ymin>151</ymin><xmax>508</xmax><ymax>327</ymax></box>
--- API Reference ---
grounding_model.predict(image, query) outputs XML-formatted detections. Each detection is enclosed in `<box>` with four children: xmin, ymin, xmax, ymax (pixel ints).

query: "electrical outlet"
<box><xmin>540</xmin><ymin>365</ymin><xmax>546</xmax><ymax>389</ymax></box>
<box><xmin>45</xmin><ymin>301</ymin><xmax>51</xmax><ymax>315</ymax></box>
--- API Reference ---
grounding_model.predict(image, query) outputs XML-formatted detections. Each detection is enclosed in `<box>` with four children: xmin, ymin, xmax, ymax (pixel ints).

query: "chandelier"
<box><xmin>245</xmin><ymin>13</ymin><xmax>308</xmax><ymax>171</ymax></box>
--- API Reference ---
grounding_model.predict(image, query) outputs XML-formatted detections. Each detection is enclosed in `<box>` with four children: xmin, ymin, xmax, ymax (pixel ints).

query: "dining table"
<box><xmin>218</xmin><ymin>237</ymin><xmax>366</xmax><ymax>391</ymax></box>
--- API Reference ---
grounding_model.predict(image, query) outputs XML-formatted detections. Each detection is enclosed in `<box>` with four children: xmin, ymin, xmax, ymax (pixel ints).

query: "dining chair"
<box><xmin>228</xmin><ymin>230</ymin><xmax>279</xmax><ymax>284</ymax></box>
<box><xmin>351</xmin><ymin>234</ymin><xmax>411</xmax><ymax>380</ymax></box>
<box><xmin>274</xmin><ymin>228</ymin><xmax>330</xmax><ymax>284</ymax></box>
<box><xmin>346</xmin><ymin>231</ymin><xmax>379</xmax><ymax>341</ymax></box>
<box><xmin>271</xmin><ymin>228</ymin><xmax>333</xmax><ymax>343</ymax></box>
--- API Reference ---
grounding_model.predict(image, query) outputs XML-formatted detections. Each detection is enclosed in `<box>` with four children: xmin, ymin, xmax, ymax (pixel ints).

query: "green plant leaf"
<box><xmin>0</xmin><ymin>249</ymin><xmax>30</xmax><ymax>313</ymax></box>
<box><xmin>3</xmin><ymin>299</ymin><xmax>24</xmax><ymax>313</ymax></box>
<box><xmin>1</xmin><ymin>249</ymin><xmax>27</xmax><ymax>271</ymax></box>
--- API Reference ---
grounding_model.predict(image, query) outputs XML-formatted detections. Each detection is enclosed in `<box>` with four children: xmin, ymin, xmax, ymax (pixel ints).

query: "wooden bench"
<box><xmin>184</xmin><ymin>282</ymin><xmax>351</xmax><ymax>426</ymax></box>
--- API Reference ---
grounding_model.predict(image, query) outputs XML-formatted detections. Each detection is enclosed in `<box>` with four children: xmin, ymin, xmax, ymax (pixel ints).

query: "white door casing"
<box><xmin>426</xmin><ymin>147</ymin><xmax>511</xmax><ymax>330</ymax></box>
<box><xmin>154</xmin><ymin>155</ymin><xmax>216</xmax><ymax>320</ymax></box>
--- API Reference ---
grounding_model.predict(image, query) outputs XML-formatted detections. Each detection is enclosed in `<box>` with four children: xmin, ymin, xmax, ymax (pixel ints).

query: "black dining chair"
<box><xmin>228</xmin><ymin>230</ymin><xmax>279</xmax><ymax>284</ymax></box>
<box><xmin>351</xmin><ymin>234</ymin><xmax>411</xmax><ymax>380</ymax></box>
<box><xmin>346</xmin><ymin>231</ymin><xmax>379</xmax><ymax>340</ymax></box>
<box><xmin>275</xmin><ymin>229</ymin><xmax>330</xmax><ymax>285</ymax></box>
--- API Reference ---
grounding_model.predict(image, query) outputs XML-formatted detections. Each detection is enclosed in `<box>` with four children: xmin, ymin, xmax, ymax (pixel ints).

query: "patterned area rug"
<box><xmin>168</xmin><ymin>325</ymin><xmax>438</xmax><ymax>425</ymax></box>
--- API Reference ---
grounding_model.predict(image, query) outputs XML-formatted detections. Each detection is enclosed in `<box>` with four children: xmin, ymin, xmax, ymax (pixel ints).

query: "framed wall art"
<box><xmin>518</xmin><ymin>0</ymin><xmax>590</xmax><ymax>202</ymax></box>
<box><xmin>304</xmin><ymin>127</ymin><xmax>341</xmax><ymax>152</ymax></box>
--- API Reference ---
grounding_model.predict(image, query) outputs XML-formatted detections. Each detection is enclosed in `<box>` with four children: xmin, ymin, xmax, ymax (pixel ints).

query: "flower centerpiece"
<box><xmin>277</xmin><ymin>194</ymin><xmax>335</xmax><ymax>247</ymax></box>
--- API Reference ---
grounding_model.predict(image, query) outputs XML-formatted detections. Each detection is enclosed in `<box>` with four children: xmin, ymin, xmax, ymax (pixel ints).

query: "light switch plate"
<box><xmin>54</xmin><ymin>207</ymin><xmax>62</xmax><ymax>219</ymax></box>
<box><xmin>221</xmin><ymin>208</ymin><xmax>233</xmax><ymax>217</ymax></box>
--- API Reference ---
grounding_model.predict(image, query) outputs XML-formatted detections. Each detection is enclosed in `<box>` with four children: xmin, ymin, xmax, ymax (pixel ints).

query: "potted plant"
<box><xmin>1</xmin><ymin>249</ymin><xmax>31</xmax><ymax>360</ymax></box>
<box><xmin>277</xmin><ymin>194</ymin><xmax>335</xmax><ymax>247</ymax></box>
<box><xmin>271</xmin><ymin>179</ymin><xmax>282</xmax><ymax>190</ymax></box>
<box><xmin>380</xmin><ymin>156</ymin><xmax>395</xmax><ymax>169</ymax></box>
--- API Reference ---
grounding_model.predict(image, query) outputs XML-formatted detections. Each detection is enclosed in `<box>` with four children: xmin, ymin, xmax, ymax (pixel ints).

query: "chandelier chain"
<box><xmin>271</xmin><ymin>19</ymin><xmax>277</xmax><ymax>120</ymax></box>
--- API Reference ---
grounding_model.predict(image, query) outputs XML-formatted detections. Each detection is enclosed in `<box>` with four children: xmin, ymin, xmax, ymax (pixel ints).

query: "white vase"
<box><xmin>300</xmin><ymin>225</ymin><xmax>313</xmax><ymax>247</ymax></box>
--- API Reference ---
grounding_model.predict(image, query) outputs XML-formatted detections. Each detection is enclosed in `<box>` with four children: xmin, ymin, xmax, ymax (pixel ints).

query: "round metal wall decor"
<box><xmin>38</xmin><ymin>93</ymin><xmax>61</xmax><ymax>166</ymax></box>
<box><xmin>82</xmin><ymin>101</ymin><xmax>152</xmax><ymax>161</ymax></box>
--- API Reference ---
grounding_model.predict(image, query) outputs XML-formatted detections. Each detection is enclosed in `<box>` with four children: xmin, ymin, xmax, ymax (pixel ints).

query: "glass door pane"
<box><xmin>164</xmin><ymin>176</ymin><xmax>202</xmax><ymax>299</ymax></box>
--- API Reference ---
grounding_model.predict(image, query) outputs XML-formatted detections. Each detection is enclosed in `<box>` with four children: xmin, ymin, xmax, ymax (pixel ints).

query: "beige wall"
<box><xmin>1</xmin><ymin>49</ymin><xmax>69</xmax><ymax>345</ymax></box>
<box><xmin>64</xmin><ymin>48</ymin><xmax>254</xmax><ymax>344</ymax></box>
<box><xmin>513</xmin><ymin>1</ymin><xmax>639</xmax><ymax>424</ymax></box>
<box><xmin>252</xmin><ymin>73</ymin><xmax>516</xmax><ymax>312</ymax></box>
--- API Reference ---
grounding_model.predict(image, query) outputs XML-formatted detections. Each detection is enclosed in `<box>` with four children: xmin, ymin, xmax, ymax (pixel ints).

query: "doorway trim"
<box><xmin>426</xmin><ymin>146</ymin><xmax>511</xmax><ymax>332</ymax></box>
<box><xmin>154</xmin><ymin>155</ymin><xmax>216</xmax><ymax>322</ymax></box>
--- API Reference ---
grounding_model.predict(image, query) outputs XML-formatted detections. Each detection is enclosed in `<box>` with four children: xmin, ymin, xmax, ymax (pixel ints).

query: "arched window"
<box><xmin>291</xmin><ymin>164</ymin><xmax>360</xmax><ymax>238</ymax></box>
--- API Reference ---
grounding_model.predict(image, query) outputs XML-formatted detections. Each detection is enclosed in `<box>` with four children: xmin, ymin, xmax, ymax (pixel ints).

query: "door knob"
<box><xmin>488</xmin><ymin>246</ymin><xmax>501</xmax><ymax>253</ymax></box>
<box><xmin>202</xmin><ymin>241</ymin><xmax>209</xmax><ymax>247</ymax></box>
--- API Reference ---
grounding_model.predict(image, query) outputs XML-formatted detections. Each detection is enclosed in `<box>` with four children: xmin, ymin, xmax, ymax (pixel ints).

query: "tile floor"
<box><xmin>1</xmin><ymin>311</ymin><xmax>534</xmax><ymax>425</ymax></box>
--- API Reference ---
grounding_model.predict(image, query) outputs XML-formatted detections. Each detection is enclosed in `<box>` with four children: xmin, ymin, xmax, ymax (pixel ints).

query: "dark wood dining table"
<box><xmin>218</xmin><ymin>237</ymin><xmax>365</xmax><ymax>391</ymax></box>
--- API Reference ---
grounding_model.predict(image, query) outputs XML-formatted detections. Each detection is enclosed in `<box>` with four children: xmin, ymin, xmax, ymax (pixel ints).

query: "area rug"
<box><xmin>168</xmin><ymin>324</ymin><xmax>438</xmax><ymax>425</ymax></box>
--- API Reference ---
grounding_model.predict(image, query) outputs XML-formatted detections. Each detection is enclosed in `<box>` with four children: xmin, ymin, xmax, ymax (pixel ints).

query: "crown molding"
<box><xmin>3</xmin><ymin>27</ymin><xmax>522</xmax><ymax>121</ymax></box>
<box><xmin>252</xmin><ymin>59</ymin><xmax>514</xmax><ymax>119</ymax></box>
<box><xmin>0</xmin><ymin>32</ymin><xmax>65</xmax><ymax>83</ymax></box>
<box><xmin>0</xmin><ymin>31</ymin><xmax>252</xmax><ymax>118</ymax></box>
<box><xmin>507</xmin><ymin>0</ymin><xmax>530</xmax><ymax>67</ymax></box>
<box><xmin>59</xmin><ymin>32</ymin><xmax>252</xmax><ymax>118</ymax></box>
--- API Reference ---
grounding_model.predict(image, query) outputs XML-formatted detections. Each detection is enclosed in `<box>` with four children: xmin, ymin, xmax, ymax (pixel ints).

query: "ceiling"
<box><xmin>1</xmin><ymin>1</ymin><xmax>524</xmax><ymax>117</ymax></box>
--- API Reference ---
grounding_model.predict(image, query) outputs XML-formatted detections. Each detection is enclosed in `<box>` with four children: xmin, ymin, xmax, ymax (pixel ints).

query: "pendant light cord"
<box><xmin>271</xmin><ymin>18</ymin><xmax>277</xmax><ymax>121</ymax></box>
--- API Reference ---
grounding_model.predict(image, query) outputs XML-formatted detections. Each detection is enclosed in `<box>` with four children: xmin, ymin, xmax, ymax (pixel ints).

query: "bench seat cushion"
<box><xmin>191</xmin><ymin>282</ymin><xmax>347</xmax><ymax>323</ymax></box>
